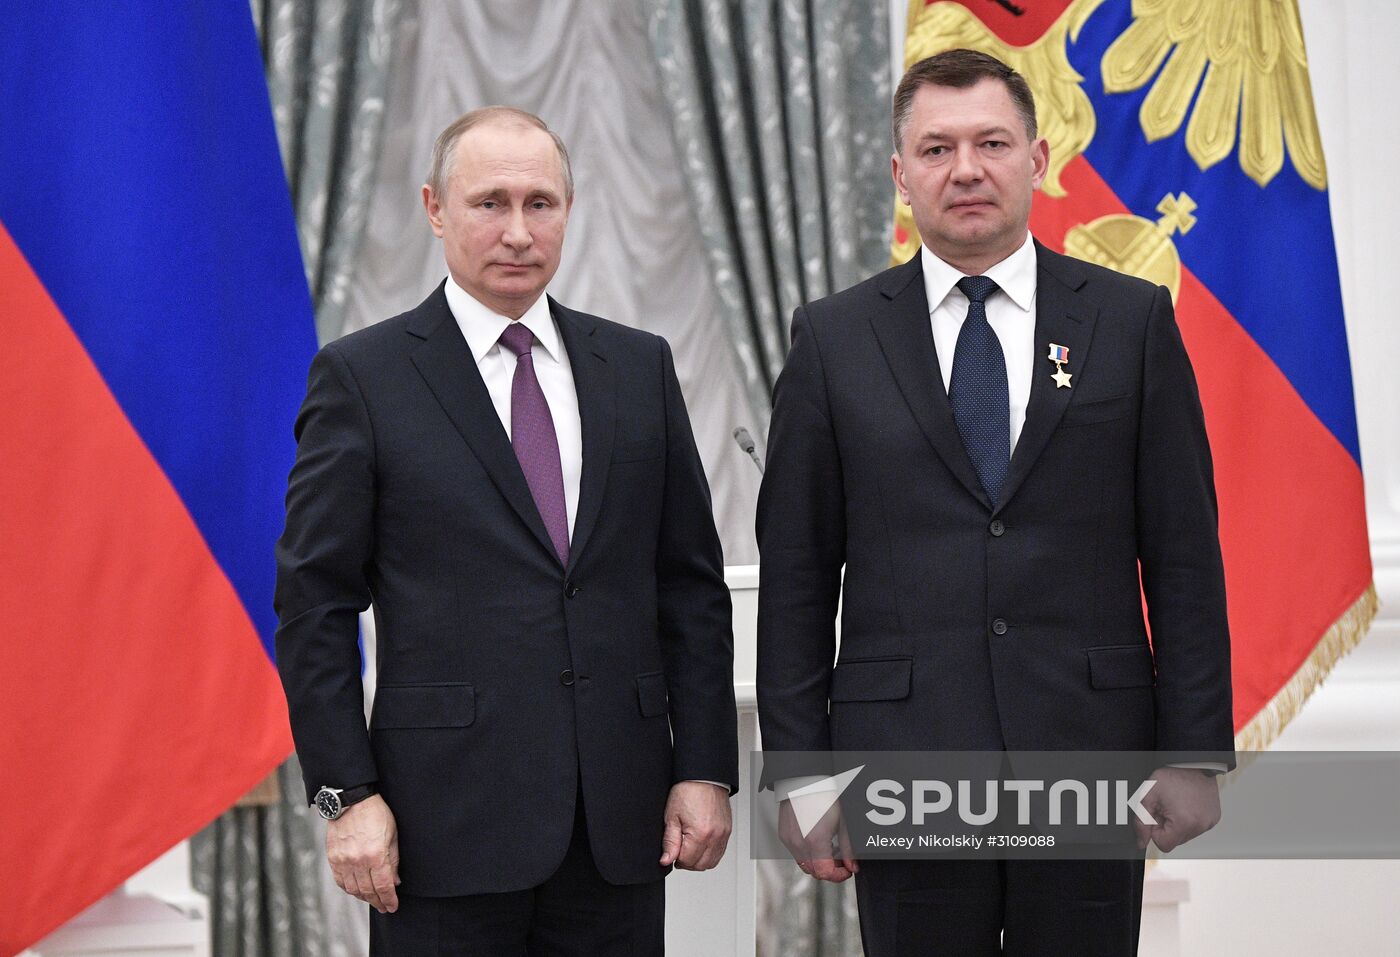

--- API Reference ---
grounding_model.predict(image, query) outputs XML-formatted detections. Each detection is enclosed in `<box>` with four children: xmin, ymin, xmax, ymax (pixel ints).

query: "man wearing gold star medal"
<box><xmin>756</xmin><ymin>49</ymin><xmax>1233</xmax><ymax>955</ymax></box>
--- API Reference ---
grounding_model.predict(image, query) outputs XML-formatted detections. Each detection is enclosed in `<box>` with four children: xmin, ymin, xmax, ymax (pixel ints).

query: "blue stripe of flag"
<box><xmin>0</xmin><ymin>3</ymin><xmax>319</xmax><ymax>656</ymax></box>
<box><xmin>1069</xmin><ymin>1</ymin><xmax>1360</xmax><ymax>462</ymax></box>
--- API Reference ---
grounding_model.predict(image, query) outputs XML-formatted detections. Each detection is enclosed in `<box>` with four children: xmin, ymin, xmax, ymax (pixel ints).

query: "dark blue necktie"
<box><xmin>948</xmin><ymin>275</ymin><xmax>1009</xmax><ymax>507</ymax></box>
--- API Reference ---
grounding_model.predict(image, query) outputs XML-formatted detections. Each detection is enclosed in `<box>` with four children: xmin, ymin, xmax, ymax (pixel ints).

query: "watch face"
<box><xmin>316</xmin><ymin>789</ymin><xmax>342</xmax><ymax>820</ymax></box>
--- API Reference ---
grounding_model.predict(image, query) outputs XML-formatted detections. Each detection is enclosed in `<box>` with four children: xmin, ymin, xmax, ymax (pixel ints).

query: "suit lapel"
<box><xmin>552</xmin><ymin>298</ymin><xmax>614</xmax><ymax>573</ymax></box>
<box><xmin>869</xmin><ymin>256</ymin><xmax>992</xmax><ymax>509</ymax></box>
<box><xmin>406</xmin><ymin>284</ymin><xmax>561</xmax><ymax>564</ymax></box>
<box><xmin>996</xmin><ymin>244</ymin><xmax>1099</xmax><ymax>513</ymax></box>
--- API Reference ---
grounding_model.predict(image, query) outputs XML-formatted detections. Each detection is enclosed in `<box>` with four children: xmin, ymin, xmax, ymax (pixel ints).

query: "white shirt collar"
<box><xmin>919</xmin><ymin>232</ymin><xmax>1037</xmax><ymax>313</ymax></box>
<box><xmin>443</xmin><ymin>275</ymin><xmax>561</xmax><ymax>364</ymax></box>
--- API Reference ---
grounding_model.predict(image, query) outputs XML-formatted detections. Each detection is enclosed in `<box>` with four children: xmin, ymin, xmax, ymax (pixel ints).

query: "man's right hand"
<box><xmin>326</xmin><ymin>793</ymin><xmax>400</xmax><ymax>913</ymax></box>
<box><xmin>778</xmin><ymin>798</ymin><xmax>858</xmax><ymax>883</ymax></box>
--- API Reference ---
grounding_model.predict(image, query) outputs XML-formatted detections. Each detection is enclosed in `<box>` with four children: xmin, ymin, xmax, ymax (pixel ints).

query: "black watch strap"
<box><xmin>338</xmin><ymin>782</ymin><xmax>377</xmax><ymax>808</ymax></box>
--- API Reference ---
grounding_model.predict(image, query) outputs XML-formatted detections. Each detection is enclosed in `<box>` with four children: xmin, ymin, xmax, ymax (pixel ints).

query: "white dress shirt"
<box><xmin>923</xmin><ymin>237</ymin><xmax>1227</xmax><ymax>777</ymax></box>
<box><xmin>444</xmin><ymin>278</ymin><xmax>727</xmax><ymax>792</ymax></box>
<box><xmin>777</xmin><ymin>235</ymin><xmax>1224</xmax><ymax>800</ymax></box>
<box><xmin>444</xmin><ymin>277</ymin><xmax>582</xmax><ymax>539</ymax></box>
<box><xmin>776</xmin><ymin>240</ymin><xmax>1039</xmax><ymax>804</ymax></box>
<box><xmin>921</xmin><ymin>232</ymin><xmax>1038</xmax><ymax>455</ymax></box>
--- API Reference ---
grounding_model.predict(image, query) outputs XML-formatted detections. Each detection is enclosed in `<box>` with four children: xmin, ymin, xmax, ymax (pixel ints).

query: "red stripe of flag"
<box><xmin>0</xmin><ymin>223</ymin><xmax>292</xmax><ymax>954</ymax></box>
<box><xmin>1032</xmin><ymin>156</ymin><xmax>1372</xmax><ymax>733</ymax></box>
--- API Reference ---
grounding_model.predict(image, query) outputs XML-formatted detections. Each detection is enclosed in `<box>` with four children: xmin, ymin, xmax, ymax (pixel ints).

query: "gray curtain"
<box><xmin>644</xmin><ymin>0</ymin><xmax>884</xmax><ymax>951</ymax></box>
<box><xmin>647</xmin><ymin>0</ymin><xmax>893</xmax><ymax>430</ymax></box>
<box><xmin>648</xmin><ymin>2</ymin><xmax>891</xmax><ymax>953</ymax></box>
<box><xmin>191</xmin><ymin>2</ymin><xmax>400</xmax><ymax>955</ymax></box>
<box><xmin>190</xmin><ymin>759</ymin><xmax>364</xmax><ymax>957</ymax></box>
<box><xmin>755</xmin><ymin>858</ymin><xmax>863</xmax><ymax>957</ymax></box>
<box><xmin>339</xmin><ymin>0</ymin><xmax>765</xmax><ymax>563</ymax></box>
<box><xmin>255</xmin><ymin>0</ymin><xmax>402</xmax><ymax>345</ymax></box>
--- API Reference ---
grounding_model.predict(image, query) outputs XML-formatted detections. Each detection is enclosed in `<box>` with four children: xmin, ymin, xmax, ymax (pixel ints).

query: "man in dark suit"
<box><xmin>756</xmin><ymin>50</ymin><xmax>1233</xmax><ymax>955</ymax></box>
<box><xmin>275</xmin><ymin>106</ymin><xmax>737</xmax><ymax>956</ymax></box>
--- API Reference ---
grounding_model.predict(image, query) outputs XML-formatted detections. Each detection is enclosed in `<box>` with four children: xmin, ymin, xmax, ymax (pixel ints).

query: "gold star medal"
<box><xmin>1047</xmin><ymin>343</ymin><xmax>1072</xmax><ymax>389</ymax></box>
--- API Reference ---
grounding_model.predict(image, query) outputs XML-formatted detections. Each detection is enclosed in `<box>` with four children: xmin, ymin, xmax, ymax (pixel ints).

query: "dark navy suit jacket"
<box><xmin>275</xmin><ymin>284</ymin><xmax>737</xmax><ymax>895</ymax></box>
<box><xmin>756</xmin><ymin>244</ymin><xmax>1233</xmax><ymax>768</ymax></box>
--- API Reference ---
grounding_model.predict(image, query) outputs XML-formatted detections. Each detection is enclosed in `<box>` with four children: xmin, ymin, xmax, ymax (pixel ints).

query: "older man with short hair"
<box><xmin>275</xmin><ymin>106</ymin><xmax>737</xmax><ymax>956</ymax></box>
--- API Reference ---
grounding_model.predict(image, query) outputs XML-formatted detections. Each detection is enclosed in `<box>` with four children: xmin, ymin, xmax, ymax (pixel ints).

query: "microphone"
<box><xmin>733</xmin><ymin>427</ymin><xmax>764</xmax><ymax>475</ymax></box>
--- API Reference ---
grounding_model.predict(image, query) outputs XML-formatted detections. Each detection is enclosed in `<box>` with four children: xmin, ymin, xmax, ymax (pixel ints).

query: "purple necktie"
<box><xmin>499</xmin><ymin>322</ymin><xmax>569</xmax><ymax>565</ymax></box>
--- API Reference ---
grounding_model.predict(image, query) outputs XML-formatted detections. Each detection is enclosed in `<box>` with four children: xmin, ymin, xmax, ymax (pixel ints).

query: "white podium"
<box><xmin>664</xmin><ymin>566</ymin><xmax>760</xmax><ymax>957</ymax></box>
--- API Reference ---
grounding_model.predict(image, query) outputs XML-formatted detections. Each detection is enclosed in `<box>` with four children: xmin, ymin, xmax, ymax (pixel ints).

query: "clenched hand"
<box><xmin>1133</xmin><ymin>766</ymin><xmax>1222</xmax><ymax>853</ymax></box>
<box><xmin>778</xmin><ymin>798</ymin><xmax>858</xmax><ymax>883</ymax></box>
<box><xmin>326</xmin><ymin>794</ymin><xmax>401</xmax><ymax>913</ymax></box>
<box><xmin>659</xmin><ymin>781</ymin><xmax>732</xmax><ymax>871</ymax></box>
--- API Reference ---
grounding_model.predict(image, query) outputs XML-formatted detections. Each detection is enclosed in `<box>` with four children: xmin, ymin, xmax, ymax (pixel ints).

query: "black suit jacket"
<box><xmin>756</xmin><ymin>244</ymin><xmax>1233</xmax><ymax>767</ymax></box>
<box><xmin>275</xmin><ymin>285</ymin><xmax>737</xmax><ymax>896</ymax></box>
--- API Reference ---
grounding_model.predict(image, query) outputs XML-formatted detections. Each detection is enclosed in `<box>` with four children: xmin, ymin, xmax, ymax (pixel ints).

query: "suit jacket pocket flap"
<box><xmin>372</xmin><ymin>683</ymin><xmax>475</xmax><ymax>729</ymax></box>
<box><xmin>829</xmin><ymin>657</ymin><xmax>913</xmax><ymax>702</ymax></box>
<box><xmin>1086</xmin><ymin>646</ymin><xmax>1154</xmax><ymax>689</ymax></box>
<box><xmin>1060</xmin><ymin>393</ymin><xmax>1133</xmax><ymax>428</ymax></box>
<box><xmin>636</xmin><ymin>671</ymin><xmax>670</xmax><ymax>716</ymax></box>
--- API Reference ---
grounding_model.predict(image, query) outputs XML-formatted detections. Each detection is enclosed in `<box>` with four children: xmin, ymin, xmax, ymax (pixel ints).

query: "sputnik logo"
<box><xmin>788</xmin><ymin>766</ymin><xmax>865</xmax><ymax>838</ymax></box>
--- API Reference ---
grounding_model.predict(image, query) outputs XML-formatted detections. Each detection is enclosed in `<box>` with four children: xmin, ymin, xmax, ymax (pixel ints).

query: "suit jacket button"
<box><xmin>560</xmin><ymin>669</ymin><xmax>575</xmax><ymax>686</ymax></box>
<box><xmin>564</xmin><ymin>581</ymin><xmax>580</xmax><ymax>598</ymax></box>
<box><xmin>989</xmin><ymin>520</ymin><xmax>1005</xmax><ymax>537</ymax></box>
<box><xmin>991</xmin><ymin>618</ymin><xmax>1008</xmax><ymax>636</ymax></box>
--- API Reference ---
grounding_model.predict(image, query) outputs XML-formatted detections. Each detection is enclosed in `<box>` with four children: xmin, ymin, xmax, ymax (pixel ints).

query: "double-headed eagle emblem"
<box><xmin>893</xmin><ymin>0</ymin><xmax>1328</xmax><ymax>279</ymax></box>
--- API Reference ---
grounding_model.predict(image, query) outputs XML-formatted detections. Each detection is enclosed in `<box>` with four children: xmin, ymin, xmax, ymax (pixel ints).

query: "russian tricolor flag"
<box><xmin>0</xmin><ymin>5</ymin><xmax>316</xmax><ymax>952</ymax></box>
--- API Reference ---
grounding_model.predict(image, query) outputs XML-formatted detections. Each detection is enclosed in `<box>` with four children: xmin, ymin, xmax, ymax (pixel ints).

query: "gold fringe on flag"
<box><xmin>1234</xmin><ymin>582</ymin><xmax>1379</xmax><ymax>752</ymax></box>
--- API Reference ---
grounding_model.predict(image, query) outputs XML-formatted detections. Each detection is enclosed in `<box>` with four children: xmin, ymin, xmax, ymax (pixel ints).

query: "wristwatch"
<box><xmin>314</xmin><ymin>783</ymin><xmax>377</xmax><ymax>820</ymax></box>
